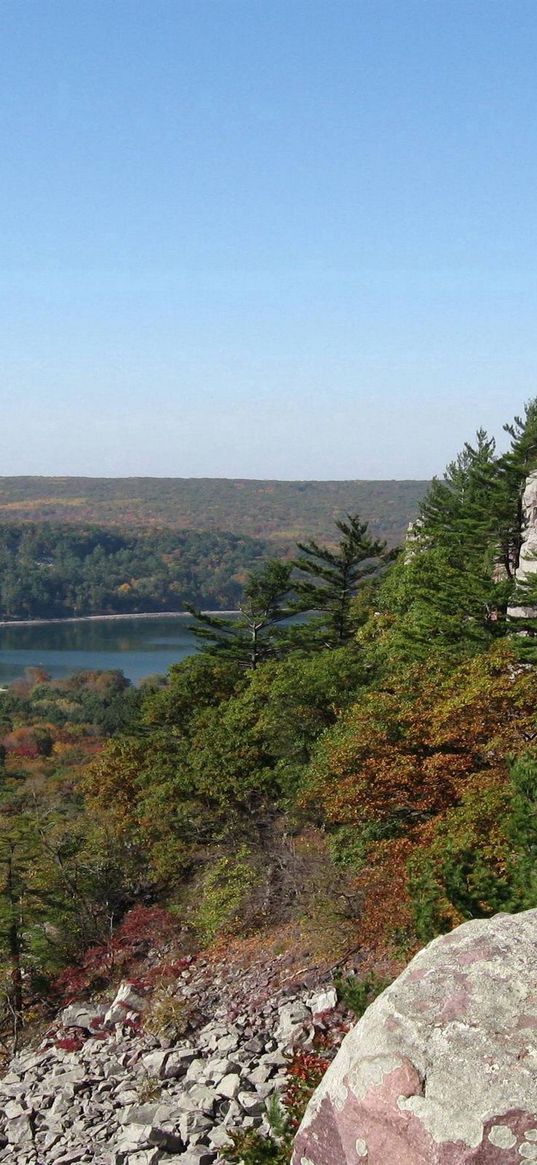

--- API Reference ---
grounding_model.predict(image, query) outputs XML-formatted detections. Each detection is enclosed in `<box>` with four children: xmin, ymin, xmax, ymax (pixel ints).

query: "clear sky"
<box><xmin>1</xmin><ymin>0</ymin><xmax>537</xmax><ymax>479</ymax></box>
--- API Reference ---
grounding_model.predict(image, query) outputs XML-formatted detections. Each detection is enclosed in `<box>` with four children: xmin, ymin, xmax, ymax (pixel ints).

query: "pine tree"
<box><xmin>187</xmin><ymin>559</ymin><xmax>293</xmax><ymax>669</ymax></box>
<box><xmin>495</xmin><ymin>398</ymin><xmax>537</xmax><ymax>579</ymax></box>
<box><xmin>496</xmin><ymin>400</ymin><xmax>537</xmax><ymax>652</ymax></box>
<box><xmin>379</xmin><ymin>430</ymin><xmax>509</xmax><ymax>661</ymax></box>
<box><xmin>291</xmin><ymin>514</ymin><xmax>387</xmax><ymax>648</ymax></box>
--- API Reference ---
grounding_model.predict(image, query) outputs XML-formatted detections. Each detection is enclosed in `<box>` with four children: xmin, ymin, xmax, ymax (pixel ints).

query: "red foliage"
<box><xmin>284</xmin><ymin>1051</ymin><xmax>331</xmax><ymax>1130</ymax></box>
<box><xmin>54</xmin><ymin>1036</ymin><xmax>84</xmax><ymax>1052</ymax></box>
<box><xmin>122</xmin><ymin>1016</ymin><xmax>142</xmax><ymax>1032</ymax></box>
<box><xmin>2</xmin><ymin>725</ymin><xmax>53</xmax><ymax>758</ymax></box>
<box><xmin>143</xmin><ymin>956</ymin><xmax>192</xmax><ymax>986</ymax></box>
<box><xmin>53</xmin><ymin>905</ymin><xmax>180</xmax><ymax>1003</ymax></box>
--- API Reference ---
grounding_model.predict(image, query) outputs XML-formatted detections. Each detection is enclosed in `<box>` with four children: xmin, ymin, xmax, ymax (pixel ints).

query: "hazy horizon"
<box><xmin>0</xmin><ymin>472</ymin><xmax>430</xmax><ymax>483</ymax></box>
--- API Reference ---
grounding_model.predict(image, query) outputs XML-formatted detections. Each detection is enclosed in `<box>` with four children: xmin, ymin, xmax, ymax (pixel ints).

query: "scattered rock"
<box><xmin>60</xmin><ymin>1004</ymin><xmax>106</xmax><ymax>1032</ymax></box>
<box><xmin>0</xmin><ymin>960</ymin><xmax>344</xmax><ymax>1165</ymax></box>
<box><xmin>306</xmin><ymin>989</ymin><xmax>337</xmax><ymax>1017</ymax></box>
<box><xmin>274</xmin><ymin>1000</ymin><xmax>312</xmax><ymax>1050</ymax></box>
<box><xmin>104</xmin><ymin>982</ymin><xmax>147</xmax><ymax>1026</ymax></box>
<box><xmin>216</xmin><ymin>1074</ymin><xmax>241</xmax><ymax>1100</ymax></box>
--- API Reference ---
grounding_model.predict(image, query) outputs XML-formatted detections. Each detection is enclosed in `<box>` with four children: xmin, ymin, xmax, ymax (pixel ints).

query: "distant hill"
<box><xmin>0</xmin><ymin>478</ymin><xmax>429</xmax><ymax>547</ymax></box>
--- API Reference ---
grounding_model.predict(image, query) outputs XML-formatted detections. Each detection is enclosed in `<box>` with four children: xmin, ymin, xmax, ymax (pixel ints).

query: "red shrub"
<box><xmin>284</xmin><ymin>1051</ymin><xmax>331</xmax><ymax>1130</ymax></box>
<box><xmin>55</xmin><ymin>1036</ymin><xmax>84</xmax><ymax>1052</ymax></box>
<box><xmin>53</xmin><ymin>905</ymin><xmax>180</xmax><ymax>1003</ymax></box>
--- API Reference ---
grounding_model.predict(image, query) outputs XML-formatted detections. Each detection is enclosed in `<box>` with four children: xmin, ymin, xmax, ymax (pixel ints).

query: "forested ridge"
<box><xmin>3</xmin><ymin>401</ymin><xmax>537</xmax><ymax>1078</ymax></box>
<box><xmin>0</xmin><ymin>477</ymin><xmax>427</xmax><ymax>547</ymax></box>
<box><xmin>0</xmin><ymin>525</ymin><xmax>267</xmax><ymax>620</ymax></box>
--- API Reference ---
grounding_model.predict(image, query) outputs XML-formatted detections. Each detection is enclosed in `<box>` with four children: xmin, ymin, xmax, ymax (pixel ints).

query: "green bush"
<box><xmin>194</xmin><ymin>845</ymin><xmax>258</xmax><ymax>944</ymax></box>
<box><xmin>335</xmin><ymin>972</ymin><xmax>390</xmax><ymax>1018</ymax></box>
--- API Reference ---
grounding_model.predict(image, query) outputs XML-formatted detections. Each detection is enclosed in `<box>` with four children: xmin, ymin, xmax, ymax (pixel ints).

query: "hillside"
<box><xmin>2</xmin><ymin>404</ymin><xmax>537</xmax><ymax>1163</ymax></box>
<box><xmin>0</xmin><ymin>477</ymin><xmax>428</xmax><ymax>547</ymax></box>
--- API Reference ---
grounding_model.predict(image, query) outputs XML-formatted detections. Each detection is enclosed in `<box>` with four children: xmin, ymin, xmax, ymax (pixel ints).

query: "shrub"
<box><xmin>53</xmin><ymin>905</ymin><xmax>178</xmax><ymax>1001</ymax></box>
<box><xmin>194</xmin><ymin>846</ymin><xmax>258</xmax><ymax>945</ymax></box>
<box><xmin>143</xmin><ymin>991</ymin><xmax>196</xmax><ymax>1040</ymax></box>
<box><xmin>334</xmin><ymin>972</ymin><xmax>390</xmax><ymax>1019</ymax></box>
<box><xmin>224</xmin><ymin>1051</ymin><xmax>329</xmax><ymax>1165</ymax></box>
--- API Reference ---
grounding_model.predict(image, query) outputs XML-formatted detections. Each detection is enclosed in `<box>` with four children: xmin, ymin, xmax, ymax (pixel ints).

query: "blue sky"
<box><xmin>1</xmin><ymin>0</ymin><xmax>537</xmax><ymax>478</ymax></box>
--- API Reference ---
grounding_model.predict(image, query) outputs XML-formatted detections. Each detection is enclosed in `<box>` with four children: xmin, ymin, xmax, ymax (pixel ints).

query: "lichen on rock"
<box><xmin>292</xmin><ymin>910</ymin><xmax>537</xmax><ymax>1165</ymax></box>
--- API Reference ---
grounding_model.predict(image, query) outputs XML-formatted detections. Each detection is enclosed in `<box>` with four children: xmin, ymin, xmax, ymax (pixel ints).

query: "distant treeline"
<box><xmin>0</xmin><ymin>524</ymin><xmax>268</xmax><ymax>620</ymax></box>
<box><xmin>0</xmin><ymin>477</ymin><xmax>428</xmax><ymax>546</ymax></box>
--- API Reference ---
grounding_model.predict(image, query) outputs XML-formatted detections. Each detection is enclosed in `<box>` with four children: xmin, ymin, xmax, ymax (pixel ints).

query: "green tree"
<box><xmin>188</xmin><ymin>560</ymin><xmax>293</xmax><ymax>669</ymax></box>
<box><xmin>292</xmin><ymin>514</ymin><xmax>386</xmax><ymax>648</ymax></box>
<box><xmin>495</xmin><ymin>399</ymin><xmax>537</xmax><ymax>579</ymax></box>
<box><xmin>0</xmin><ymin>817</ymin><xmax>33</xmax><ymax>1046</ymax></box>
<box><xmin>376</xmin><ymin>430</ymin><xmax>509</xmax><ymax>664</ymax></box>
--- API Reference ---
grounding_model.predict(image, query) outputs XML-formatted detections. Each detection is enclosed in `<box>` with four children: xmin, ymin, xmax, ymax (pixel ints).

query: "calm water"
<box><xmin>0</xmin><ymin>615</ymin><xmax>205</xmax><ymax>685</ymax></box>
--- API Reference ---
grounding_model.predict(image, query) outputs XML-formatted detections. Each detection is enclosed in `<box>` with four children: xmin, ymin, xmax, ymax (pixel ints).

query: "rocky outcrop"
<box><xmin>508</xmin><ymin>470</ymin><xmax>537</xmax><ymax>617</ymax></box>
<box><xmin>292</xmin><ymin>910</ymin><xmax>537</xmax><ymax>1165</ymax></box>
<box><xmin>0</xmin><ymin>966</ymin><xmax>342</xmax><ymax>1165</ymax></box>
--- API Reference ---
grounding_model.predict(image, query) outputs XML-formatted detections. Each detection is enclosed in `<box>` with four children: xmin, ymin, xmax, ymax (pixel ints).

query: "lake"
<box><xmin>0</xmin><ymin>615</ymin><xmax>205</xmax><ymax>685</ymax></box>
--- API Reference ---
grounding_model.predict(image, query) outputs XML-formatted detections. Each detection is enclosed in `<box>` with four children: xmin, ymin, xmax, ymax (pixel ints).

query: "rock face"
<box><xmin>292</xmin><ymin>910</ymin><xmax>537</xmax><ymax>1165</ymax></box>
<box><xmin>518</xmin><ymin>472</ymin><xmax>537</xmax><ymax>578</ymax></box>
<box><xmin>508</xmin><ymin>470</ymin><xmax>537</xmax><ymax>617</ymax></box>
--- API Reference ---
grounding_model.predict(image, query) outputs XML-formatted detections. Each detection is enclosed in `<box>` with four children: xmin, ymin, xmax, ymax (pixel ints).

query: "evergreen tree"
<box><xmin>495</xmin><ymin>400</ymin><xmax>537</xmax><ymax>653</ymax></box>
<box><xmin>379</xmin><ymin>430</ymin><xmax>509</xmax><ymax>661</ymax></box>
<box><xmin>494</xmin><ymin>398</ymin><xmax>537</xmax><ymax>579</ymax></box>
<box><xmin>187</xmin><ymin>559</ymin><xmax>293</xmax><ymax>669</ymax></box>
<box><xmin>290</xmin><ymin>515</ymin><xmax>387</xmax><ymax>649</ymax></box>
<box><xmin>504</xmin><ymin>754</ymin><xmax>537</xmax><ymax>909</ymax></box>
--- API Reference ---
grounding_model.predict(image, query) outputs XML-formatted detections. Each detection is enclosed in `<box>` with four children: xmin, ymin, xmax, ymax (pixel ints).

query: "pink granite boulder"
<box><xmin>292</xmin><ymin>910</ymin><xmax>537</xmax><ymax>1165</ymax></box>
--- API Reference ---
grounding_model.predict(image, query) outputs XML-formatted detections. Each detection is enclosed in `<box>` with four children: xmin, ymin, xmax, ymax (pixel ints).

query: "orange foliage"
<box><xmin>303</xmin><ymin>646</ymin><xmax>537</xmax><ymax>835</ymax></box>
<box><xmin>298</xmin><ymin>646</ymin><xmax>537</xmax><ymax>960</ymax></box>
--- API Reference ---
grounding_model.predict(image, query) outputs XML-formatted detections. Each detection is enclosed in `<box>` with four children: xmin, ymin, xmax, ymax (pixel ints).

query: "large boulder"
<box><xmin>292</xmin><ymin>910</ymin><xmax>537</xmax><ymax>1165</ymax></box>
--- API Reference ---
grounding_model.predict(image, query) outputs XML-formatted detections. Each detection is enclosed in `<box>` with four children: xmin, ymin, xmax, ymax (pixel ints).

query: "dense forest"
<box><xmin>0</xmin><ymin>525</ymin><xmax>267</xmax><ymax>620</ymax></box>
<box><xmin>0</xmin><ymin>477</ymin><xmax>427</xmax><ymax>547</ymax></box>
<box><xmin>3</xmin><ymin>400</ymin><xmax>537</xmax><ymax>1074</ymax></box>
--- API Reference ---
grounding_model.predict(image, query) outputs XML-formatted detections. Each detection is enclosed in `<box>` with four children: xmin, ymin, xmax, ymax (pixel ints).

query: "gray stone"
<box><xmin>246</xmin><ymin>1064</ymin><xmax>272</xmax><ymax>1086</ymax></box>
<box><xmin>293</xmin><ymin>909</ymin><xmax>537</xmax><ymax>1165</ymax></box>
<box><xmin>124</xmin><ymin>1106</ymin><xmax>160</xmax><ymax>1127</ymax></box>
<box><xmin>214</xmin><ymin>1034</ymin><xmax>238</xmax><ymax>1055</ymax></box>
<box><xmin>215</xmin><ymin>1073</ymin><xmax>241</xmax><ymax>1100</ymax></box>
<box><xmin>124</xmin><ymin>1152</ymin><xmax>161</xmax><ymax>1165</ymax></box>
<box><xmin>259</xmin><ymin>1050</ymin><xmax>287</xmax><ymax>1068</ymax></box>
<box><xmin>105</xmin><ymin>982</ymin><xmax>147</xmax><ymax>1026</ymax></box>
<box><xmin>4</xmin><ymin>1099</ymin><xmax>29</xmax><ymax>1119</ymax></box>
<box><xmin>6</xmin><ymin>1114</ymin><xmax>34</xmax><ymax>1145</ymax></box>
<box><xmin>274</xmin><ymin>1000</ymin><xmax>310</xmax><ymax>1050</ymax></box>
<box><xmin>60</xmin><ymin>1004</ymin><xmax>106</xmax><ymax>1031</ymax></box>
<box><xmin>186</xmin><ymin>1085</ymin><xmax>217</xmax><ymax>1116</ymax></box>
<box><xmin>306</xmin><ymin>988</ymin><xmax>337</xmax><ymax>1016</ymax></box>
<box><xmin>163</xmin><ymin>1048</ymin><xmax>197</xmax><ymax>1079</ymax></box>
<box><xmin>174</xmin><ymin>1150</ymin><xmax>215</xmax><ymax>1165</ymax></box>
<box><xmin>184</xmin><ymin>1058</ymin><xmax>206</xmax><ymax>1083</ymax></box>
<box><xmin>237</xmin><ymin>1091</ymin><xmax>266</xmax><ymax>1117</ymax></box>
<box><xmin>51</xmin><ymin>1152</ymin><xmax>87</xmax><ymax>1165</ymax></box>
<box><xmin>177</xmin><ymin>1113</ymin><xmax>212</xmax><ymax>1143</ymax></box>
<box><xmin>203</xmin><ymin>1057</ymin><xmax>233</xmax><ymax>1082</ymax></box>
<box><xmin>140</xmin><ymin>1049</ymin><xmax>170</xmax><ymax>1079</ymax></box>
<box><xmin>208</xmin><ymin>1123</ymin><xmax>233</xmax><ymax>1151</ymax></box>
<box><xmin>116</xmin><ymin>1089</ymin><xmax>139</xmax><ymax>1105</ymax></box>
<box><xmin>115</xmin><ymin>1125</ymin><xmax>154</xmax><ymax>1152</ymax></box>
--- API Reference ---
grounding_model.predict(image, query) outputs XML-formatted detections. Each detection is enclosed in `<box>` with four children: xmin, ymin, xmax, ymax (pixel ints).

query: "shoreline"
<box><xmin>0</xmin><ymin>610</ymin><xmax>239</xmax><ymax>629</ymax></box>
